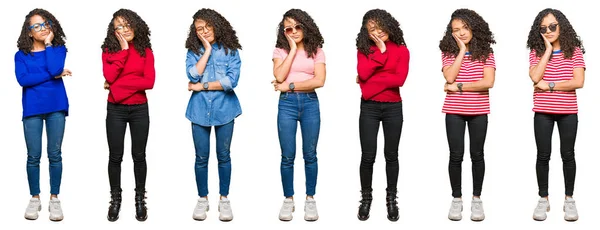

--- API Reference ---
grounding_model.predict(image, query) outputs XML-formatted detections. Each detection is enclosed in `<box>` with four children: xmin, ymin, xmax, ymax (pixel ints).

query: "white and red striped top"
<box><xmin>441</xmin><ymin>52</ymin><xmax>495</xmax><ymax>115</ymax></box>
<box><xmin>530</xmin><ymin>48</ymin><xmax>585</xmax><ymax>114</ymax></box>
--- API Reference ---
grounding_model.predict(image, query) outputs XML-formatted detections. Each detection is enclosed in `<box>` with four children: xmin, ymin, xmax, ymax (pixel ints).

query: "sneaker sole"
<box><xmin>304</xmin><ymin>215</ymin><xmax>318</xmax><ymax>222</ymax></box>
<box><xmin>279</xmin><ymin>206</ymin><xmax>295</xmax><ymax>221</ymax></box>
<box><xmin>471</xmin><ymin>215</ymin><xmax>485</xmax><ymax>221</ymax></box>
<box><xmin>49</xmin><ymin>216</ymin><xmax>64</xmax><ymax>222</ymax></box>
<box><xmin>25</xmin><ymin>204</ymin><xmax>42</xmax><ymax>220</ymax></box>
<box><xmin>533</xmin><ymin>205</ymin><xmax>551</xmax><ymax>221</ymax></box>
<box><xmin>219</xmin><ymin>217</ymin><xmax>233</xmax><ymax>222</ymax></box>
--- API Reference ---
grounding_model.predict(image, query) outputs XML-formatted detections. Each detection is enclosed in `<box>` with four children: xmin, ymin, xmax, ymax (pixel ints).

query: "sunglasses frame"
<box><xmin>283</xmin><ymin>24</ymin><xmax>303</xmax><ymax>34</ymax></box>
<box><xmin>540</xmin><ymin>23</ymin><xmax>559</xmax><ymax>34</ymax></box>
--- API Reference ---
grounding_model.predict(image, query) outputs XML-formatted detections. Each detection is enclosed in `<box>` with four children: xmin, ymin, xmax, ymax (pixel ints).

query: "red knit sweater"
<box><xmin>102</xmin><ymin>45</ymin><xmax>155</xmax><ymax>104</ymax></box>
<box><xmin>357</xmin><ymin>41</ymin><xmax>409</xmax><ymax>102</ymax></box>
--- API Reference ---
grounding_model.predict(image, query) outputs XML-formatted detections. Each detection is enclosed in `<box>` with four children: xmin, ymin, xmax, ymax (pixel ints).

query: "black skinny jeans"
<box><xmin>106</xmin><ymin>102</ymin><xmax>150</xmax><ymax>192</ymax></box>
<box><xmin>446</xmin><ymin>114</ymin><xmax>487</xmax><ymax>198</ymax></box>
<box><xmin>359</xmin><ymin>99</ymin><xmax>403</xmax><ymax>191</ymax></box>
<box><xmin>534</xmin><ymin>112</ymin><xmax>578</xmax><ymax>197</ymax></box>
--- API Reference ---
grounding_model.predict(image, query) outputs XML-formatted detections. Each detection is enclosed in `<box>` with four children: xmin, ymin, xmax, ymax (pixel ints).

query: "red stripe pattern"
<box><xmin>530</xmin><ymin>48</ymin><xmax>585</xmax><ymax>114</ymax></box>
<box><xmin>442</xmin><ymin>53</ymin><xmax>495</xmax><ymax>115</ymax></box>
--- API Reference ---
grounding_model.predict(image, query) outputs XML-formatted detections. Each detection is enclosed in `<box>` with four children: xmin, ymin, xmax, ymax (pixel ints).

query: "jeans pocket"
<box><xmin>306</xmin><ymin>93</ymin><xmax>318</xmax><ymax>101</ymax></box>
<box><xmin>279</xmin><ymin>93</ymin><xmax>288</xmax><ymax>100</ymax></box>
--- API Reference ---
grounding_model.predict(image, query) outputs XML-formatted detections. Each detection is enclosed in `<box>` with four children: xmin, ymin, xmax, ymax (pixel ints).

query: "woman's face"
<box><xmin>540</xmin><ymin>13</ymin><xmax>560</xmax><ymax>44</ymax></box>
<box><xmin>195</xmin><ymin>19</ymin><xmax>215</xmax><ymax>44</ymax></box>
<box><xmin>113</xmin><ymin>16</ymin><xmax>135</xmax><ymax>42</ymax></box>
<box><xmin>366</xmin><ymin>20</ymin><xmax>389</xmax><ymax>42</ymax></box>
<box><xmin>283</xmin><ymin>17</ymin><xmax>304</xmax><ymax>44</ymax></box>
<box><xmin>29</xmin><ymin>15</ymin><xmax>52</xmax><ymax>43</ymax></box>
<box><xmin>451</xmin><ymin>19</ymin><xmax>472</xmax><ymax>45</ymax></box>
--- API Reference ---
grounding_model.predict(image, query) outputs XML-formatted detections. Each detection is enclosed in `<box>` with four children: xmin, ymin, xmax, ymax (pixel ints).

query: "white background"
<box><xmin>0</xmin><ymin>0</ymin><xmax>598</xmax><ymax>229</ymax></box>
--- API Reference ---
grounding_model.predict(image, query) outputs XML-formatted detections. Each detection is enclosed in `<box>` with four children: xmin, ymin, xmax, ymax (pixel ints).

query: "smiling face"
<box><xmin>283</xmin><ymin>17</ymin><xmax>303</xmax><ymax>44</ymax></box>
<box><xmin>540</xmin><ymin>13</ymin><xmax>560</xmax><ymax>44</ymax></box>
<box><xmin>194</xmin><ymin>19</ymin><xmax>215</xmax><ymax>44</ymax></box>
<box><xmin>451</xmin><ymin>19</ymin><xmax>472</xmax><ymax>45</ymax></box>
<box><xmin>366</xmin><ymin>20</ymin><xmax>389</xmax><ymax>42</ymax></box>
<box><xmin>29</xmin><ymin>15</ymin><xmax>52</xmax><ymax>43</ymax></box>
<box><xmin>113</xmin><ymin>16</ymin><xmax>135</xmax><ymax>42</ymax></box>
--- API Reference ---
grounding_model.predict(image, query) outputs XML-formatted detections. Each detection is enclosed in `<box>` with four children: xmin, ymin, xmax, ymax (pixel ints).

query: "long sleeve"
<box><xmin>384</xmin><ymin>46</ymin><xmax>410</xmax><ymax>88</ymax></box>
<box><xmin>15</xmin><ymin>53</ymin><xmax>52</xmax><ymax>87</ymax></box>
<box><xmin>45</xmin><ymin>45</ymin><xmax>67</xmax><ymax>77</ymax></box>
<box><xmin>186</xmin><ymin>49</ymin><xmax>204</xmax><ymax>83</ymax></box>
<box><xmin>357</xmin><ymin>48</ymin><xmax>388</xmax><ymax>81</ymax></box>
<box><xmin>219</xmin><ymin>51</ymin><xmax>241</xmax><ymax>92</ymax></box>
<box><xmin>114</xmin><ymin>48</ymin><xmax>155</xmax><ymax>91</ymax></box>
<box><xmin>102</xmin><ymin>49</ymin><xmax>129</xmax><ymax>84</ymax></box>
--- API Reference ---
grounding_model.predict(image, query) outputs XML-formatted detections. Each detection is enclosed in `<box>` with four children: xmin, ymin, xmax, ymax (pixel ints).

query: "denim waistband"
<box><xmin>281</xmin><ymin>91</ymin><xmax>317</xmax><ymax>95</ymax></box>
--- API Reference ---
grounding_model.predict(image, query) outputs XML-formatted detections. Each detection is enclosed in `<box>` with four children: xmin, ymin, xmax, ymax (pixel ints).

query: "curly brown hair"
<box><xmin>527</xmin><ymin>8</ymin><xmax>584</xmax><ymax>59</ymax></box>
<box><xmin>356</xmin><ymin>9</ymin><xmax>406</xmax><ymax>56</ymax></box>
<box><xmin>17</xmin><ymin>8</ymin><xmax>67</xmax><ymax>55</ymax></box>
<box><xmin>185</xmin><ymin>8</ymin><xmax>242</xmax><ymax>55</ymax></box>
<box><xmin>439</xmin><ymin>8</ymin><xmax>495</xmax><ymax>63</ymax></box>
<box><xmin>101</xmin><ymin>9</ymin><xmax>152</xmax><ymax>57</ymax></box>
<box><xmin>275</xmin><ymin>9</ymin><xmax>324</xmax><ymax>59</ymax></box>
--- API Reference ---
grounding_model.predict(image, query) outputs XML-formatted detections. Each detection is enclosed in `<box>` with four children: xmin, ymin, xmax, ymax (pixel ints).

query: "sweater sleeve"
<box><xmin>102</xmin><ymin>49</ymin><xmax>129</xmax><ymax>84</ymax></box>
<box><xmin>45</xmin><ymin>45</ymin><xmax>67</xmax><ymax>77</ymax></box>
<box><xmin>14</xmin><ymin>52</ymin><xmax>53</xmax><ymax>87</ymax></box>
<box><xmin>384</xmin><ymin>45</ymin><xmax>410</xmax><ymax>88</ymax></box>
<box><xmin>357</xmin><ymin>48</ymin><xmax>388</xmax><ymax>81</ymax></box>
<box><xmin>111</xmin><ymin>48</ymin><xmax>155</xmax><ymax>91</ymax></box>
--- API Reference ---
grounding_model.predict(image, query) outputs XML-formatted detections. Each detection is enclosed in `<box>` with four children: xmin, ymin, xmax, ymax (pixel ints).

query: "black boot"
<box><xmin>386</xmin><ymin>188</ymin><xmax>399</xmax><ymax>221</ymax></box>
<box><xmin>107</xmin><ymin>190</ymin><xmax>122</xmax><ymax>222</ymax></box>
<box><xmin>357</xmin><ymin>189</ymin><xmax>373</xmax><ymax>221</ymax></box>
<box><xmin>135</xmin><ymin>189</ymin><xmax>148</xmax><ymax>221</ymax></box>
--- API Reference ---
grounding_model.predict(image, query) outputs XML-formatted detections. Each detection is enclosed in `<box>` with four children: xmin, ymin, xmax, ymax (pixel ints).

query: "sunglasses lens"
<box><xmin>285</xmin><ymin>27</ymin><xmax>293</xmax><ymax>33</ymax></box>
<box><xmin>295</xmin><ymin>25</ymin><xmax>302</xmax><ymax>30</ymax></box>
<box><xmin>539</xmin><ymin>27</ymin><xmax>546</xmax><ymax>34</ymax></box>
<box><xmin>549</xmin><ymin>24</ymin><xmax>557</xmax><ymax>32</ymax></box>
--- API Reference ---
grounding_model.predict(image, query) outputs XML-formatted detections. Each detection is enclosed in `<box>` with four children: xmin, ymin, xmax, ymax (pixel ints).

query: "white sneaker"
<box><xmin>279</xmin><ymin>198</ymin><xmax>295</xmax><ymax>221</ymax></box>
<box><xmin>470</xmin><ymin>198</ymin><xmax>485</xmax><ymax>221</ymax></box>
<box><xmin>448</xmin><ymin>198</ymin><xmax>463</xmax><ymax>221</ymax></box>
<box><xmin>218</xmin><ymin>198</ymin><xmax>233</xmax><ymax>221</ymax></box>
<box><xmin>48</xmin><ymin>197</ymin><xmax>64</xmax><ymax>221</ymax></box>
<box><xmin>193</xmin><ymin>197</ymin><xmax>209</xmax><ymax>221</ymax></box>
<box><xmin>563</xmin><ymin>197</ymin><xmax>578</xmax><ymax>221</ymax></box>
<box><xmin>24</xmin><ymin>198</ymin><xmax>41</xmax><ymax>220</ymax></box>
<box><xmin>304</xmin><ymin>197</ymin><xmax>318</xmax><ymax>221</ymax></box>
<box><xmin>533</xmin><ymin>197</ymin><xmax>550</xmax><ymax>221</ymax></box>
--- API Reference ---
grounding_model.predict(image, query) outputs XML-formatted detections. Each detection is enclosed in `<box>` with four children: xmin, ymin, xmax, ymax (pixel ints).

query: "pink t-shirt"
<box><xmin>272</xmin><ymin>48</ymin><xmax>325</xmax><ymax>84</ymax></box>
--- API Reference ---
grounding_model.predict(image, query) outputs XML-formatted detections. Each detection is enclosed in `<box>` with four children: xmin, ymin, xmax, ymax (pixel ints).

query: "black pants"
<box><xmin>359</xmin><ymin>99</ymin><xmax>403</xmax><ymax>191</ymax></box>
<box><xmin>106</xmin><ymin>102</ymin><xmax>150</xmax><ymax>192</ymax></box>
<box><xmin>534</xmin><ymin>112</ymin><xmax>577</xmax><ymax>197</ymax></box>
<box><xmin>446</xmin><ymin>114</ymin><xmax>488</xmax><ymax>198</ymax></box>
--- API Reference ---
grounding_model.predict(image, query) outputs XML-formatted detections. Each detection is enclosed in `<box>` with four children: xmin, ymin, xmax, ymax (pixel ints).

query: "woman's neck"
<box><xmin>552</xmin><ymin>41</ymin><xmax>561</xmax><ymax>51</ymax></box>
<box><xmin>32</xmin><ymin>40</ymin><xmax>46</xmax><ymax>51</ymax></box>
<box><xmin>296</xmin><ymin>42</ymin><xmax>305</xmax><ymax>50</ymax></box>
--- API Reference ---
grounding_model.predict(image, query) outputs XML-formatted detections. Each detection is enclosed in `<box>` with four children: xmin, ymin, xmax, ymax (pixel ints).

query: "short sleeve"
<box><xmin>314</xmin><ymin>48</ymin><xmax>326</xmax><ymax>64</ymax></box>
<box><xmin>442</xmin><ymin>53</ymin><xmax>455</xmax><ymax>68</ymax></box>
<box><xmin>272</xmin><ymin>48</ymin><xmax>284</xmax><ymax>60</ymax></box>
<box><xmin>484</xmin><ymin>53</ymin><xmax>496</xmax><ymax>68</ymax></box>
<box><xmin>573</xmin><ymin>47</ymin><xmax>585</xmax><ymax>69</ymax></box>
<box><xmin>529</xmin><ymin>50</ymin><xmax>539</xmax><ymax>67</ymax></box>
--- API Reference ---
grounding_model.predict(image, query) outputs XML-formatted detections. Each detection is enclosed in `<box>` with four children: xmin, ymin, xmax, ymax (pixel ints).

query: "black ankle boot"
<box><xmin>107</xmin><ymin>190</ymin><xmax>122</xmax><ymax>222</ymax></box>
<box><xmin>357</xmin><ymin>189</ymin><xmax>373</xmax><ymax>221</ymax></box>
<box><xmin>135</xmin><ymin>189</ymin><xmax>148</xmax><ymax>221</ymax></box>
<box><xmin>386</xmin><ymin>188</ymin><xmax>399</xmax><ymax>221</ymax></box>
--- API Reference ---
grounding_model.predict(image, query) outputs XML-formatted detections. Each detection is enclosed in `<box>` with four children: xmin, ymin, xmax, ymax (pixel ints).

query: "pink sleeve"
<box><xmin>314</xmin><ymin>48</ymin><xmax>325</xmax><ymax>64</ymax></box>
<box><xmin>272</xmin><ymin>48</ymin><xmax>284</xmax><ymax>60</ymax></box>
<box><xmin>442</xmin><ymin>53</ymin><xmax>454</xmax><ymax>68</ymax></box>
<box><xmin>484</xmin><ymin>53</ymin><xmax>496</xmax><ymax>68</ymax></box>
<box><xmin>529</xmin><ymin>50</ymin><xmax>539</xmax><ymax>67</ymax></box>
<box><xmin>573</xmin><ymin>47</ymin><xmax>585</xmax><ymax>69</ymax></box>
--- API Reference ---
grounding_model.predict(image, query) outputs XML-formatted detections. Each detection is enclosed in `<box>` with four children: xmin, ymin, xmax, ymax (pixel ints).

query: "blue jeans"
<box><xmin>278</xmin><ymin>92</ymin><xmax>320</xmax><ymax>197</ymax></box>
<box><xmin>192</xmin><ymin>120</ymin><xmax>235</xmax><ymax>197</ymax></box>
<box><xmin>23</xmin><ymin>111</ymin><xmax>66</xmax><ymax>195</ymax></box>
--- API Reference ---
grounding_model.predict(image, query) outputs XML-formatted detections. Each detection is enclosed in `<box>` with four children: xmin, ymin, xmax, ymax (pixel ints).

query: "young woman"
<box><xmin>439</xmin><ymin>8</ymin><xmax>495</xmax><ymax>221</ymax></box>
<box><xmin>527</xmin><ymin>8</ymin><xmax>585</xmax><ymax>222</ymax></box>
<box><xmin>355</xmin><ymin>9</ymin><xmax>409</xmax><ymax>222</ymax></box>
<box><xmin>101</xmin><ymin>8</ymin><xmax>155</xmax><ymax>222</ymax></box>
<box><xmin>15</xmin><ymin>8</ymin><xmax>71</xmax><ymax>222</ymax></box>
<box><xmin>185</xmin><ymin>8</ymin><xmax>242</xmax><ymax>222</ymax></box>
<box><xmin>271</xmin><ymin>8</ymin><xmax>325</xmax><ymax>222</ymax></box>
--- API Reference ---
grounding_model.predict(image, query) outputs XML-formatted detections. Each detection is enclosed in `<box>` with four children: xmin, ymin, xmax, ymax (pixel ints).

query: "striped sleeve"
<box><xmin>442</xmin><ymin>53</ymin><xmax>454</xmax><ymax>68</ymax></box>
<box><xmin>484</xmin><ymin>53</ymin><xmax>496</xmax><ymax>68</ymax></box>
<box><xmin>573</xmin><ymin>47</ymin><xmax>585</xmax><ymax>69</ymax></box>
<box><xmin>529</xmin><ymin>50</ymin><xmax>539</xmax><ymax>67</ymax></box>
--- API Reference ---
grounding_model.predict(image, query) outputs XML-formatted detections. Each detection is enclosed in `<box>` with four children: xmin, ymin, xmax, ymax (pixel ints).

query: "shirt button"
<box><xmin>207</xmin><ymin>113</ymin><xmax>210</xmax><ymax>115</ymax></box>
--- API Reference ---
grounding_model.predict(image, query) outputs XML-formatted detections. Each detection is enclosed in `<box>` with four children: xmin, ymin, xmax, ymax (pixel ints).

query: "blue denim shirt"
<box><xmin>186</xmin><ymin>44</ymin><xmax>242</xmax><ymax>126</ymax></box>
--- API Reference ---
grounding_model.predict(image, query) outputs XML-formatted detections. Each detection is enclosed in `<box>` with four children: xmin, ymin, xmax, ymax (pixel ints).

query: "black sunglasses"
<box><xmin>540</xmin><ymin>23</ymin><xmax>558</xmax><ymax>34</ymax></box>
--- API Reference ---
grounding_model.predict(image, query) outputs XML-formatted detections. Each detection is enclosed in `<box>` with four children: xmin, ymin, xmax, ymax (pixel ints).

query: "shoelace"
<box><xmin>536</xmin><ymin>201</ymin><xmax>548</xmax><ymax>211</ymax></box>
<box><xmin>306</xmin><ymin>200</ymin><xmax>316</xmax><ymax>210</ymax></box>
<box><xmin>282</xmin><ymin>202</ymin><xmax>294</xmax><ymax>211</ymax></box>
<box><xmin>196</xmin><ymin>201</ymin><xmax>208</xmax><ymax>210</ymax></box>
<box><xmin>452</xmin><ymin>201</ymin><xmax>461</xmax><ymax>209</ymax></box>
<box><xmin>472</xmin><ymin>202</ymin><xmax>482</xmax><ymax>211</ymax></box>
<box><xmin>50</xmin><ymin>201</ymin><xmax>61</xmax><ymax>211</ymax></box>
<box><xmin>28</xmin><ymin>201</ymin><xmax>39</xmax><ymax>209</ymax></box>
<box><xmin>565</xmin><ymin>201</ymin><xmax>576</xmax><ymax>211</ymax></box>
